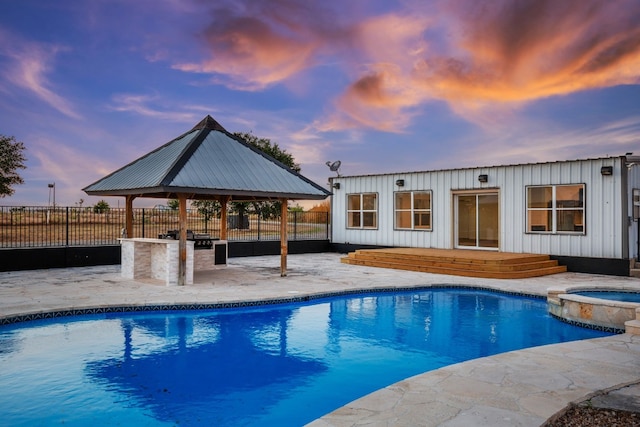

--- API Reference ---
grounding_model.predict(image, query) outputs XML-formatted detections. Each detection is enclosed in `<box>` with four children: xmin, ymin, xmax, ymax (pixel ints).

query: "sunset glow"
<box><xmin>0</xmin><ymin>0</ymin><xmax>639</xmax><ymax>206</ymax></box>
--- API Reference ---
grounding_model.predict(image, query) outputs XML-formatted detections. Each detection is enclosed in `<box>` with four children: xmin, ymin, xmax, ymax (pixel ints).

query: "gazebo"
<box><xmin>83</xmin><ymin>115</ymin><xmax>331</xmax><ymax>284</ymax></box>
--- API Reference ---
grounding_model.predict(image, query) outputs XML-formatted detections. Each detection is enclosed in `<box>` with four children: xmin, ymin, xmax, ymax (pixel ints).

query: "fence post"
<box><xmin>141</xmin><ymin>208</ymin><xmax>145</xmax><ymax>238</ymax></box>
<box><xmin>65</xmin><ymin>207</ymin><xmax>70</xmax><ymax>246</ymax></box>
<box><xmin>293</xmin><ymin>211</ymin><xmax>297</xmax><ymax>241</ymax></box>
<box><xmin>257</xmin><ymin>214</ymin><xmax>261</xmax><ymax>241</ymax></box>
<box><xmin>325</xmin><ymin>212</ymin><xmax>329</xmax><ymax>239</ymax></box>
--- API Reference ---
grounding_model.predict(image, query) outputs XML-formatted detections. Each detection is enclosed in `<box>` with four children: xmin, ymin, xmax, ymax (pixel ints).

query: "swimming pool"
<box><xmin>0</xmin><ymin>288</ymin><xmax>609</xmax><ymax>426</ymax></box>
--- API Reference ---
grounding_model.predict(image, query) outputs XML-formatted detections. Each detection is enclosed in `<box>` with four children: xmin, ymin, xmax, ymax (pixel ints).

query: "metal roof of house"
<box><xmin>83</xmin><ymin>115</ymin><xmax>331</xmax><ymax>201</ymax></box>
<box><xmin>330</xmin><ymin>155</ymin><xmax>633</xmax><ymax>180</ymax></box>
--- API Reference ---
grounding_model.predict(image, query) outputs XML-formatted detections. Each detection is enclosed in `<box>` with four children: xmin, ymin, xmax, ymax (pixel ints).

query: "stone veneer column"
<box><xmin>120</xmin><ymin>240</ymin><xmax>135</xmax><ymax>279</ymax></box>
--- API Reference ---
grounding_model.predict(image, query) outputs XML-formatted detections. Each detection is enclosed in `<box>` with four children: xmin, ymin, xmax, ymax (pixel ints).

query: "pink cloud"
<box><xmin>325</xmin><ymin>13</ymin><xmax>435</xmax><ymax>132</ymax></box>
<box><xmin>172</xmin><ymin>0</ymin><xmax>640</xmax><ymax>131</ymax></box>
<box><xmin>333</xmin><ymin>65</ymin><xmax>424</xmax><ymax>132</ymax></box>
<box><xmin>0</xmin><ymin>30</ymin><xmax>81</xmax><ymax>119</ymax></box>
<box><xmin>173</xmin><ymin>1</ymin><xmax>335</xmax><ymax>90</ymax></box>
<box><xmin>109</xmin><ymin>93</ymin><xmax>205</xmax><ymax>123</ymax></box>
<box><xmin>328</xmin><ymin>0</ymin><xmax>640</xmax><ymax>131</ymax></box>
<box><xmin>420</xmin><ymin>0</ymin><xmax>640</xmax><ymax>103</ymax></box>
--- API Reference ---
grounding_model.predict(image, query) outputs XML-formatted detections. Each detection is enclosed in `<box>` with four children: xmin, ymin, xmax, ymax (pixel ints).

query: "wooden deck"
<box><xmin>341</xmin><ymin>248</ymin><xmax>567</xmax><ymax>279</ymax></box>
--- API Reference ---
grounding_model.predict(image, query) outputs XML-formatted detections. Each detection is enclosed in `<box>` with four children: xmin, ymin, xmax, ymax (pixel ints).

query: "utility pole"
<box><xmin>48</xmin><ymin>182</ymin><xmax>56</xmax><ymax>207</ymax></box>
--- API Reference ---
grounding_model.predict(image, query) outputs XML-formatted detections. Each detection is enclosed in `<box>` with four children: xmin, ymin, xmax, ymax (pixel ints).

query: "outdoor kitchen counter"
<box><xmin>119</xmin><ymin>238</ymin><xmax>195</xmax><ymax>286</ymax></box>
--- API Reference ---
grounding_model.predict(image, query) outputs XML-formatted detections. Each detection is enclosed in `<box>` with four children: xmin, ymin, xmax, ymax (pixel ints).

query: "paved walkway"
<box><xmin>1</xmin><ymin>253</ymin><xmax>639</xmax><ymax>426</ymax></box>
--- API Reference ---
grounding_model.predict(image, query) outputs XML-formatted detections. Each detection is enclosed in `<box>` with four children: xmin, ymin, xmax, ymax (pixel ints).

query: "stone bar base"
<box><xmin>120</xmin><ymin>238</ymin><xmax>194</xmax><ymax>286</ymax></box>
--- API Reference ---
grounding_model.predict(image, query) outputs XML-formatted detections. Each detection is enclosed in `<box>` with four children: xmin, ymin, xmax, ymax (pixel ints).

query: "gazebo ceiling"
<box><xmin>83</xmin><ymin>115</ymin><xmax>331</xmax><ymax>202</ymax></box>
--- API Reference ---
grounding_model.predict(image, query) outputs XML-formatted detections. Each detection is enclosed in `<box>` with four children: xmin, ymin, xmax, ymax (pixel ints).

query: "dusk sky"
<box><xmin>1</xmin><ymin>0</ymin><xmax>640</xmax><ymax>208</ymax></box>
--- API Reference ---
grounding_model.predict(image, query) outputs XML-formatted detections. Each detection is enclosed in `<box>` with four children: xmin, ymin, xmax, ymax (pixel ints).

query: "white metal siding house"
<box><xmin>329</xmin><ymin>155</ymin><xmax>640</xmax><ymax>276</ymax></box>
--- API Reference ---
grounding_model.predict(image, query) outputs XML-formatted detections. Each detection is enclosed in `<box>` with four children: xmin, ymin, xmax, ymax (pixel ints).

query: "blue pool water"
<box><xmin>0</xmin><ymin>289</ymin><xmax>610</xmax><ymax>426</ymax></box>
<box><xmin>574</xmin><ymin>290</ymin><xmax>640</xmax><ymax>303</ymax></box>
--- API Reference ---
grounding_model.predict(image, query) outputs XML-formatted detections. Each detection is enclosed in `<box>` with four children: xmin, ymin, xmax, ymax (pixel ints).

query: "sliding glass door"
<box><xmin>455</xmin><ymin>193</ymin><xmax>499</xmax><ymax>249</ymax></box>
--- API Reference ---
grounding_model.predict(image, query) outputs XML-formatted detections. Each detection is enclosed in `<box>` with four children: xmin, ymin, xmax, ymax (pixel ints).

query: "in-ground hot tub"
<box><xmin>570</xmin><ymin>290</ymin><xmax>640</xmax><ymax>304</ymax></box>
<box><xmin>547</xmin><ymin>287</ymin><xmax>640</xmax><ymax>333</ymax></box>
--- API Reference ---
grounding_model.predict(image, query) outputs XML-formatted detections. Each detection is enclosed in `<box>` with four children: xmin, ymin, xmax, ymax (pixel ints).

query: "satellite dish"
<box><xmin>326</xmin><ymin>160</ymin><xmax>341</xmax><ymax>176</ymax></box>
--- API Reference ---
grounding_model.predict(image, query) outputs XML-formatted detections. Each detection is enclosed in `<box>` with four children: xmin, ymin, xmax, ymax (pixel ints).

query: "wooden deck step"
<box><xmin>343</xmin><ymin>252</ymin><xmax>557</xmax><ymax>271</ymax></box>
<box><xmin>340</xmin><ymin>248</ymin><xmax>567</xmax><ymax>279</ymax></box>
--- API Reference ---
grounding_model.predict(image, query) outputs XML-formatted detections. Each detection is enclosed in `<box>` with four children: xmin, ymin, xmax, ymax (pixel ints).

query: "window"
<box><xmin>395</xmin><ymin>191</ymin><xmax>432</xmax><ymax>230</ymax></box>
<box><xmin>526</xmin><ymin>184</ymin><xmax>585</xmax><ymax>233</ymax></box>
<box><xmin>347</xmin><ymin>193</ymin><xmax>377</xmax><ymax>229</ymax></box>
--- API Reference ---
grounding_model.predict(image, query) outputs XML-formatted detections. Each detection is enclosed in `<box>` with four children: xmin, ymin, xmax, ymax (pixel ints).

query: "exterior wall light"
<box><xmin>600</xmin><ymin>166</ymin><xmax>613</xmax><ymax>176</ymax></box>
<box><xmin>395</xmin><ymin>179</ymin><xmax>405</xmax><ymax>186</ymax></box>
<box><xmin>478</xmin><ymin>174</ymin><xmax>488</xmax><ymax>183</ymax></box>
<box><xmin>332</xmin><ymin>183</ymin><xmax>341</xmax><ymax>189</ymax></box>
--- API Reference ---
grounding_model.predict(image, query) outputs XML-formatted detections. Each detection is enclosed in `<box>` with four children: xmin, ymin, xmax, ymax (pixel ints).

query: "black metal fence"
<box><xmin>0</xmin><ymin>206</ymin><xmax>330</xmax><ymax>248</ymax></box>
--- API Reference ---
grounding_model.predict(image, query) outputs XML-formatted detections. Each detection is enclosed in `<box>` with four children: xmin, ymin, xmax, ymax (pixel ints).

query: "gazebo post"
<box><xmin>280</xmin><ymin>198</ymin><xmax>288</xmax><ymax>277</ymax></box>
<box><xmin>178</xmin><ymin>194</ymin><xmax>188</xmax><ymax>286</ymax></box>
<box><xmin>125</xmin><ymin>195</ymin><xmax>136</xmax><ymax>237</ymax></box>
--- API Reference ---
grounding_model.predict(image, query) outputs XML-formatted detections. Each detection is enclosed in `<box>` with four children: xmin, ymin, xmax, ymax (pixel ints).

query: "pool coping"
<box><xmin>0</xmin><ymin>284</ymin><xmax>546</xmax><ymax>326</ymax></box>
<box><xmin>3</xmin><ymin>278</ymin><xmax>631</xmax><ymax>335</ymax></box>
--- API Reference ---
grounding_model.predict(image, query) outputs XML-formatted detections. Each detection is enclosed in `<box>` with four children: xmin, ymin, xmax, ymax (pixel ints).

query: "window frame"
<box><xmin>526</xmin><ymin>184</ymin><xmax>585</xmax><ymax>234</ymax></box>
<box><xmin>394</xmin><ymin>190</ymin><xmax>433</xmax><ymax>231</ymax></box>
<box><xmin>346</xmin><ymin>193</ymin><xmax>378</xmax><ymax>229</ymax></box>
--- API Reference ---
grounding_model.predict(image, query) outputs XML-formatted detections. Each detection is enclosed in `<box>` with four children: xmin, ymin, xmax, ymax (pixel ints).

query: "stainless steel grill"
<box><xmin>159</xmin><ymin>230</ymin><xmax>214</xmax><ymax>250</ymax></box>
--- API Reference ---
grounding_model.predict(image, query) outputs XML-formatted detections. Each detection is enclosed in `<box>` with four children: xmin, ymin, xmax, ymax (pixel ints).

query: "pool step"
<box><xmin>630</xmin><ymin>259</ymin><xmax>640</xmax><ymax>278</ymax></box>
<box><xmin>341</xmin><ymin>248</ymin><xmax>567</xmax><ymax>279</ymax></box>
<box><xmin>624</xmin><ymin>304</ymin><xmax>640</xmax><ymax>335</ymax></box>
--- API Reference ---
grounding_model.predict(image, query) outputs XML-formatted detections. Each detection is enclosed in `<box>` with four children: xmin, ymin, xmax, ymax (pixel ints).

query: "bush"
<box><xmin>93</xmin><ymin>200</ymin><xmax>110</xmax><ymax>214</ymax></box>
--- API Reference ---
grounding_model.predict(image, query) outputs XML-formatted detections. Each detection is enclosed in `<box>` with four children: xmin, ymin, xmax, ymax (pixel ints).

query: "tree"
<box><xmin>309</xmin><ymin>199</ymin><xmax>330</xmax><ymax>213</ymax></box>
<box><xmin>93</xmin><ymin>200</ymin><xmax>110</xmax><ymax>214</ymax></box>
<box><xmin>186</xmin><ymin>133</ymin><xmax>300</xmax><ymax>229</ymax></box>
<box><xmin>289</xmin><ymin>204</ymin><xmax>304</xmax><ymax>212</ymax></box>
<box><xmin>0</xmin><ymin>135</ymin><xmax>27</xmax><ymax>197</ymax></box>
<box><xmin>235</xmin><ymin>132</ymin><xmax>300</xmax><ymax>173</ymax></box>
<box><xmin>167</xmin><ymin>199</ymin><xmax>180</xmax><ymax>210</ymax></box>
<box><xmin>190</xmin><ymin>200</ymin><xmax>221</xmax><ymax>233</ymax></box>
<box><xmin>232</xmin><ymin>132</ymin><xmax>300</xmax><ymax>222</ymax></box>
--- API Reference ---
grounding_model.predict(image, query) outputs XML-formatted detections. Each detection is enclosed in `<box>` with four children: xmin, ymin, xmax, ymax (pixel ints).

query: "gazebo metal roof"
<box><xmin>83</xmin><ymin>115</ymin><xmax>331</xmax><ymax>201</ymax></box>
